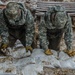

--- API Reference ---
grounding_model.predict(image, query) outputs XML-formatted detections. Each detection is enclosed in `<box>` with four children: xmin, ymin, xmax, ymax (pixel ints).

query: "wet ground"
<box><xmin>38</xmin><ymin>67</ymin><xmax>75</xmax><ymax>75</ymax></box>
<box><xmin>0</xmin><ymin>29</ymin><xmax>75</xmax><ymax>75</ymax></box>
<box><xmin>38</xmin><ymin>29</ymin><xmax>75</xmax><ymax>75</ymax></box>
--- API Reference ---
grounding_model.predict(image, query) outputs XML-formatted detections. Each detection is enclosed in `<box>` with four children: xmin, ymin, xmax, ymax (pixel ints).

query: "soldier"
<box><xmin>25</xmin><ymin>0</ymin><xmax>37</xmax><ymax>17</ymax></box>
<box><xmin>39</xmin><ymin>5</ymin><xmax>74</xmax><ymax>56</ymax></box>
<box><xmin>0</xmin><ymin>2</ymin><xmax>34</xmax><ymax>55</ymax></box>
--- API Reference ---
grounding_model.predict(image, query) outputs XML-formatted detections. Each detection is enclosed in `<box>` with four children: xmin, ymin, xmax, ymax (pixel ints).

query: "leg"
<box><xmin>8</xmin><ymin>35</ymin><xmax>17</xmax><ymax>47</ymax></box>
<box><xmin>19</xmin><ymin>33</ymin><xmax>26</xmax><ymax>47</ymax></box>
<box><xmin>48</xmin><ymin>34</ymin><xmax>63</xmax><ymax>51</ymax></box>
<box><xmin>31</xmin><ymin>33</ymin><xmax>39</xmax><ymax>49</ymax></box>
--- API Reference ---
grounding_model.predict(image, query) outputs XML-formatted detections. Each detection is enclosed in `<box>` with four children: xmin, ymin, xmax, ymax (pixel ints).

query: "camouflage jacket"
<box><xmin>39</xmin><ymin>6</ymin><xmax>73</xmax><ymax>50</ymax></box>
<box><xmin>0</xmin><ymin>7</ymin><xmax>34</xmax><ymax>47</ymax></box>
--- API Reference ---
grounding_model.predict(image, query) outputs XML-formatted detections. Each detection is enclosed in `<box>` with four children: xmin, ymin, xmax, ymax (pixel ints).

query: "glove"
<box><xmin>1</xmin><ymin>43</ymin><xmax>8</xmax><ymax>50</ymax></box>
<box><xmin>0</xmin><ymin>43</ymin><xmax>9</xmax><ymax>56</ymax></box>
<box><xmin>64</xmin><ymin>49</ymin><xmax>75</xmax><ymax>57</ymax></box>
<box><xmin>44</xmin><ymin>49</ymin><xmax>53</xmax><ymax>55</ymax></box>
<box><xmin>25</xmin><ymin>46</ymin><xmax>33</xmax><ymax>53</ymax></box>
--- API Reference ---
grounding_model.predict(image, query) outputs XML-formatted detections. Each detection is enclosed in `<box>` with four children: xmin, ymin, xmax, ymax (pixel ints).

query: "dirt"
<box><xmin>38</xmin><ymin>29</ymin><xmax>75</xmax><ymax>75</ymax></box>
<box><xmin>38</xmin><ymin>67</ymin><xmax>75</xmax><ymax>75</ymax></box>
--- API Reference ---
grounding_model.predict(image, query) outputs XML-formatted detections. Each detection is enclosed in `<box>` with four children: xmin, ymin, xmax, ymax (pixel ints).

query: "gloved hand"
<box><xmin>44</xmin><ymin>49</ymin><xmax>53</xmax><ymax>55</ymax></box>
<box><xmin>64</xmin><ymin>49</ymin><xmax>75</xmax><ymax>57</ymax></box>
<box><xmin>0</xmin><ymin>43</ymin><xmax>9</xmax><ymax>56</ymax></box>
<box><xmin>1</xmin><ymin>43</ymin><xmax>8</xmax><ymax>50</ymax></box>
<box><xmin>25</xmin><ymin>46</ymin><xmax>33</xmax><ymax>53</ymax></box>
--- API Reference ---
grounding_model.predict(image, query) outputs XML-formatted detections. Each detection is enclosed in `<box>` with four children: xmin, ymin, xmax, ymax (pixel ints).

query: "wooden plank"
<box><xmin>0</xmin><ymin>5</ymin><xmax>6</xmax><ymax>9</ymax></box>
<box><xmin>36</xmin><ymin>7</ymin><xmax>75</xmax><ymax>10</ymax></box>
<box><xmin>36</xmin><ymin>1</ymin><xmax>75</xmax><ymax>13</ymax></box>
<box><xmin>37</xmin><ymin>2</ymin><xmax>75</xmax><ymax>8</ymax></box>
<box><xmin>68</xmin><ymin>13</ymin><xmax>75</xmax><ymax>16</ymax></box>
<box><xmin>36</xmin><ymin>1</ymin><xmax>75</xmax><ymax>28</ymax></box>
<box><xmin>0</xmin><ymin>74</ymin><xmax>16</xmax><ymax>75</ymax></box>
<box><xmin>37</xmin><ymin>1</ymin><xmax>75</xmax><ymax>4</ymax></box>
<box><xmin>36</xmin><ymin>2</ymin><xmax>75</xmax><ymax>7</ymax></box>
<box><xmin>36</xmin><ymin>8</ymin><xmax>75</xmax><ymax>13</ymax></box>
<box><xmin>35</xmin><ymin>12</ymin><xmax>75</xmax><ymax>17</ymax></box>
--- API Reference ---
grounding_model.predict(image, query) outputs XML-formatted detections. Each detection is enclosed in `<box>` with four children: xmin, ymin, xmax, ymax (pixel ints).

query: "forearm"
<box><xmin>25</xmin><ymin>9</ymin><xmax>34</xmax><ymax>46</ymax></box>
<box><xmin>39</xmin><ymin>35</ymin><xmax>49</xmax><ymax>50</ymax></box>
<box><xmin>65</xmin><ymin>40</ymin><xmax>72</xmax><ymax>50</ymax></box>
<box><xmin>26</xmin><ymin>32</ymin><xmax>34</xmax><ymax>46</ymax></box>
<box><xmin>64</xmin><ymin>15</ymin><xmax>73</xmax><ymax>50</ymax></box>
<box><xmin>39</xmin><ymin>20</ymin><xmax>49</xmax><ymax>50</ymax></box>
<box><xmin>1</xmin><ymin>31</ymin><xmax>9</xmax><ymax>44</ymax></box>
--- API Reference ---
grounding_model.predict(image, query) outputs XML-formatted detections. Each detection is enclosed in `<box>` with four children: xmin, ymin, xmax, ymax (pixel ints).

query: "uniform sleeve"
<box><xmin>0</xmin><ymin>11</ymin><xmax>9</xmax><ymax>44</ymax></box>
<box><xmin>25</xmin><ymin>10</ymin><xmax>34</xmax><ymax>46</ymax></box>
<box><xmin>64</xmin><ymin>14</ymin><xmax>73</xmax><ymax>50</ymax></box>
<box><xmin>38</xmin><ymin>15</ymin><xmax>49</xmax><ymax>50</ymax></box>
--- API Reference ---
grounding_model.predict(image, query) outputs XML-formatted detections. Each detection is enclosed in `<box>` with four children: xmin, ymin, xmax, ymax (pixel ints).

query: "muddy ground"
<box><xmin>38</xmin><ymin>67</ymin><xmax>75</xmax><ymax>75</ymax></box>
<box><xmin>38</xmin><ymin>29</ymin><xmax>75</xmax><ymax>75</ymax></box>
<box><xmin>0</xmin><ymin>29</ymin><xmax>75</xmax><ymax>75</ymax></box>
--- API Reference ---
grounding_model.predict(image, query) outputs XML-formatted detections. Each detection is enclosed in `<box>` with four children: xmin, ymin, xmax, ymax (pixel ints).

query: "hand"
<box><xmin>44</xmin><ymin>49</ymin><xmax>53</xmax><ymax>55</ymax></box>
<box><xmin>64</xmin><ymin>49</ymin><xmax>75</xmax><ymax>57</ymax></box>
<box><xmin>1</xmin><ymin>43</ymin><xmax>8</xmax><ymax>50</ymax></box>
<box><xmin>25</xmin><ymin>46</ymin><xmax>33</xmax><ymax>53</ymax></box>
<box><xmin>0</xmin><ymin>43</ymin><xmax>9</xmax><ymax>55</ymax></box>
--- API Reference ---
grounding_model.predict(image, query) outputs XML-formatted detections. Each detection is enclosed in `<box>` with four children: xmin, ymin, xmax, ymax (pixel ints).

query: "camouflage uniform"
<box><xmin>0</xmin><ymin>2</ymin><xmax>34</xmax><ymax>50</ymax></box>
<box><xmin>39</xmin><ymin>6</ymin><xmax>73</xmax><ymax>51</ymax></box>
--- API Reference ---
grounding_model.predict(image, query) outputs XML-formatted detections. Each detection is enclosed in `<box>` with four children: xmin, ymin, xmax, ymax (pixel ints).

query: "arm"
<box><xmin>64</xmin><ymin>14</ymin><xmax>73</xmax><ymax>50</ymax></box>
<box><xmin>0</xmin><ymin>11</ymin><xmax>9</xmax><ymax>45</ymax></box>
<box><xmin>39</xmin><ymin>15</ymin><xmax>49</xmax><ymax>50</ymax></box>
<box><xmin>25</xmin><ymin>10</ymin><xmax>34</xmax><ymax>47</ymax></box>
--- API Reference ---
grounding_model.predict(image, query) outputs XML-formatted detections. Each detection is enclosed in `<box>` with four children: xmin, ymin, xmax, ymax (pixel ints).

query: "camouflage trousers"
<box><xmin>8</xmin><ymin>28</ymin><xmax>35</xmax><ymax>48</ymax></box>
<box><xmin>8</xmin><ymin>28</ymin><xmax>26</xmax><ymax>47</ymax></box>
<box><xmin>47</xmin><ymin>29</ymin><xmax>64</xmax><ymax>51</ymax></box>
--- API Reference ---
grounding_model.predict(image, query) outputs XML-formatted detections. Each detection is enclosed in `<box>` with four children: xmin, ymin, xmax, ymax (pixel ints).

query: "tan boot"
<box><xmin>64</xmin><ymin>49</ymin><xmax>75</xmax><ymax>57</ymax></box>
<box><xmin>44</xmin><ymin>49</ymin><xmax>53</xmax><ymax>55</ymax></box>
<box><xmin>1</xmin><ymin>43</ymin><xmax>8</xmax><ymax>49</ymax></box>
<box><xmin>25</xmin><ymin>46</ymin><xmax>33</xmax><ymax>53</ymax></box>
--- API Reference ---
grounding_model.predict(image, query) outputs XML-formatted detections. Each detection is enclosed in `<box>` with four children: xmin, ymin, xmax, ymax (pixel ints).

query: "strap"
<box><xmin>50</xmin><ymin>12</ymin><xmax>56</xmax><ymax>24</ymax></box>
<box><xmin>3</xmin><ymin>9</ymin><xmax>10</xmax><ymax>25</ymax></box>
